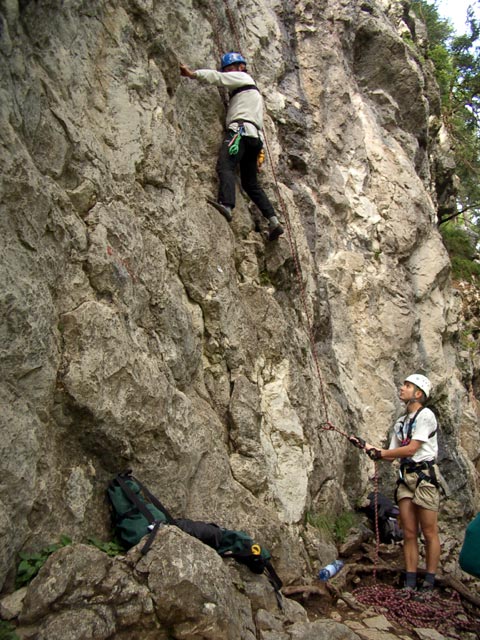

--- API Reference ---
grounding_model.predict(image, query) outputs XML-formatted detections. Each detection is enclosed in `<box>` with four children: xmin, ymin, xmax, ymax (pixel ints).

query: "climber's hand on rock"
<box><xmin>180</xmin><ymin>64</ymin><xmax>196</xmax><ymax>78</ymax></box>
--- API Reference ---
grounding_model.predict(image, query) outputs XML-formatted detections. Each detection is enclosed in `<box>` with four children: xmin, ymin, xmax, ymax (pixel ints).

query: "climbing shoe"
<box><xmin>397</xmin><ymin>586</ymin><xmax>417</xmax><ymax>600</ymax></box>
<box><xmin>268</xmin><ymin>222</ymin><xmax>284</xmax><ymax>241</ymax></box>
<box><xmin>206</xmin><ymin>198</ymin><xmax>233</xmax><ymax>222</ymax></box>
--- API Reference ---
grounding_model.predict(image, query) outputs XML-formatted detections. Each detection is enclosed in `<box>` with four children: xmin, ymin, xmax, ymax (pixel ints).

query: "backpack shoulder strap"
<box><xmin>114</xmin><ymin>474</ymin><xmax>156</xmax><ymax>525</ymax></box>
<box><xmin>129</xmin><ymin>475</ymin><xmax>176</xmax><ymax>524</ymax></box>
<box><xmin>113</xmin><ymin>472</ymin><xmax>173</xmax><ymax>555</ymax></box>
<box><xmin>265</xmin><ymin>561</ymin><xmax>283</xmax><ymax>609</ymax></box>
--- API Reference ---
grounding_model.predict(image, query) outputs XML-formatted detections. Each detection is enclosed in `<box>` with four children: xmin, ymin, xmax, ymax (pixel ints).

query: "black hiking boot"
<box><xmin>268</xmin><ymin>221</ymin><xmax>284</xmax><ymax>241</ymax></box>
<box><xmin>206</xmin><ymin>198</ymin><xmax>233</xmax><ymax>222</ymax></box>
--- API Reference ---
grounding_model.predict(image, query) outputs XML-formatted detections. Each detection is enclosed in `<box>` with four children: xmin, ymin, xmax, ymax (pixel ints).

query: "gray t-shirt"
<box><xmin>389</xmin><ymin>407</ymin><xmax>438</xmax><ymax>463</ymax></box>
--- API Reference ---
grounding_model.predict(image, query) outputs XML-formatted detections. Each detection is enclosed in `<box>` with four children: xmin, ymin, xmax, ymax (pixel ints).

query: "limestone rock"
<box><xmin>287</xmin><ymin>619</ymin><xmax>362</xmax><ymax>639</ymax></box>
<box><xmin>0</xmin><ymin>0</ymin><xmax>479</xmax><ymax>632</ymax></box>
<box><xmin>135</xmin><ymin>526</ymin><xmax>255</xmax><ymax>639</ymax></box>
<box><xmin>14</xmin><ymin>534</ymin><xmax>313</xmax><ymax>639</ymax></box>
<box><xmin>0</xmin><ymin>587</ymin><xmax>27</xmax><ymax>620</ymax></box>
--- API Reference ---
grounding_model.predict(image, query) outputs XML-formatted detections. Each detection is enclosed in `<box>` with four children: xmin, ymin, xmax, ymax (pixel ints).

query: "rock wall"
<box><xmin>1</xmin><ymin>0</ymin><xmax>479</xmax><ymax>622</ymax></box>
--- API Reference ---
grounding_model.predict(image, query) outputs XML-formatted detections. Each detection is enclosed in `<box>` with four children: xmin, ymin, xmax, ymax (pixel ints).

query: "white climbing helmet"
<box><xmin>404</xmin><ymin>374</ymin><xmax>432</xmax><ymax>399</ymax></box>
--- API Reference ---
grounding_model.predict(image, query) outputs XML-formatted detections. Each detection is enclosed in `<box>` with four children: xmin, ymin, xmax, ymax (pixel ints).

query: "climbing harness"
<box><xmin>229</xmin><ymin>84</ymin><xmax>260</xmax><ymax>99</ymax></box>
<box><xmin>394</xmin><ymin>459</ymin><xmax>442</xmax><ymax>503</ymax></box>
<box><xmin>396</xmin><ymin>407</ymin><xmax>438</xmax><ymax>446</ymax></box>
<box><xmin>392</xmin><ymin>408</ymin><xmax>442</xmax><ymax>498</ymax></box>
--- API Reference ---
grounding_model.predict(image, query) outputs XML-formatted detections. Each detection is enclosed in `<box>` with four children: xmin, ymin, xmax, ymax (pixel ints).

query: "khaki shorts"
<box><xmin>396</xmin><ymin>465</ymin><xmax>441</xmax><ymax>512</ymax></box>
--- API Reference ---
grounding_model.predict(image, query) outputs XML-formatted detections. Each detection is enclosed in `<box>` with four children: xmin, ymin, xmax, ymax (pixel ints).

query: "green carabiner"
<box><xmin>228</xmin><ymin>132</ymin><xmax>241</xmax><ymax>155</ymax></box>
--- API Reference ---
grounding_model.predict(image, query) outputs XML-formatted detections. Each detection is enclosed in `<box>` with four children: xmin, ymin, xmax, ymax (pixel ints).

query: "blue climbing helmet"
<box><xmin>221</xmin><ymin>52</ymin><xmax>247</xmax><ymax>69</ymax></box>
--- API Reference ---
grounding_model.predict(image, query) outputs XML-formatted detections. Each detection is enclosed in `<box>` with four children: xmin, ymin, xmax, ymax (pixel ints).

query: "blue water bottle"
<box><xmin>317</xmin><ymin>559</ymin><xmax>344</xmax><ymax>581</ymax></box>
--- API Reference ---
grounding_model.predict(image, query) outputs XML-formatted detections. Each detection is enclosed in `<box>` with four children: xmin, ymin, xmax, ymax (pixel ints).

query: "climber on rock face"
<box><xmin>179</xmin><ymin>52</ymin><xmax>284</xmax><ymax>241</ymax></box>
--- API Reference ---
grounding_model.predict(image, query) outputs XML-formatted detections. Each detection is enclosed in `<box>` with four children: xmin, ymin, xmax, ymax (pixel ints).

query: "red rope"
<box><xmin>223</xmin><ymin>0</ymin><xmax>243</xmax><ymax>54</ymax></box>
<box><xmin>354</xmin><ymin>584</ymin><xmax>480</xmax><ymax>636</ymax></box>
<box><xmin>262</xmin><ymin>134</ymin><xmax>330</xmax><ymax>423</ymax></box>
<box><xmin>372</xmin><ymin>462</ymin><xmax>380</xmax><ymax>582</ymax></box>
<box><xmin>212</xmin><ymin>0</ymin><xmax>385</xmax><ymax>583</ymax></box>
<box><xmin>207</xmin><ymin>4</ymin><xmax>228</xmax><ymax>66</ymax></box>
<box><xmin>218</xmin><ymin>0</ymin><xmax>332</xmax><ymax>423</ymax></box>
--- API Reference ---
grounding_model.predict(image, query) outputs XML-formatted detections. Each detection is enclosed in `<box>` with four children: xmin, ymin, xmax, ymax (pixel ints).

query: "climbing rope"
<box><xmin>209</xmin><ymin>0</ymin><xmax>382</xmax><ymax>576</ymax></box>
<box><xmin>354</xmin><ymin>584</ymin><xmax>480</xmax><ymax>636</ymax></box>
<box><xmin>216</xmin><ymin>0</ymin><xmax>331</xmax><ymax>423</ymax></box>
<box><xmin>222</xmin><ymin>0</ymin><xmax>242</xmax><ymax>55</ymax></box>
<box><xmin>195</xmin><ymin>15</ymin><xmax>480</xmax><ymax>637</ymax></box>
<box><xmin>207</xmin><ymin>2</ymin><xmax>229</xmax><ymax>69</ymax></box>
<box><xmin>372</xmin><ymin>463</ymin><xmax>380</xmax><ymax>582</ymax></box>
<box><xmin>262</xmin><ymin>135</ymin><xmax>331</xmax><ymax>422</ymax></box>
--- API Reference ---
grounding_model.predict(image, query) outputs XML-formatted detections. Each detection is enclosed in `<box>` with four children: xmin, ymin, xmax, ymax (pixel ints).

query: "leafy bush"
<box><xmin>441</xmin><ymin>223</ymin><xmax>477</xmax><ymax>259</ymax></box>
<box><xmin>334</xmin><ymin>512</ymin><xmax>359</xmax><ymax>543</ymax></box>
<box><xmin>87</xmin><ymin>537</ymin><xmax>125</xmax><ymax>557</ymax></box>
<box><xmin>451</xmin><ymin>256</ymin><xmax>480</xmax><ymax>282</ymax></box>
<box><xmin>412</xmin><ymin>1</ymin><xmax>480</xmax><ymax>224</ymax></box>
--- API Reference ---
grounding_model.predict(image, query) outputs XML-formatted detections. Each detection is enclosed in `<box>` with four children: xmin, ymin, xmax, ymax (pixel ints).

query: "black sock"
<box><xmin>405</xmin><ymin>572</ymin><xmax>417</xmax><ymax>588</ymax></box>
<box><xmin>423</xmin><ymin>572</ymin><xmax>435</xmax><ymax>588</ymax></box>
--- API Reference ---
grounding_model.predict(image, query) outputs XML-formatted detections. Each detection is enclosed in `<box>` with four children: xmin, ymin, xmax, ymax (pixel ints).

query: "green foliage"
<box><xmin>451</xmin><ymin>256</ymin><xmax>480</xmax><ymax>281</ymax></box>
<box><xmin>441</xmin><ymin>222</ymin><xmax>477</xmax><ymax>259</ymax></box>
<box><xmin>334</xmin><ymin>512</ymin><xmax>359</xmax><ymax>543</ymax></box>
<box><xmin>15</xmin><ymin>535</ymin><xmax>125</xmax><ymax>590</ymax></box>
<box><xmin>412</xmin><ymin>1</ymin><xmax>480</xmax><ymax>224</ymax></box>
<box><xmin>441</xmin><ymin>222</ymin><xmax>480</xmax><ymax>281</ymax></box>
<box><xmin>306</xmin><ymin>511</ymin><xmax>333</xmax><ymax>537</ymax></box>
<box><xmin>401</xmin><ymin>32</ymin><xmax>415</xmax><ymax>49</ymax></box>
<box><xmin>87</xmin><ymin>537</ymin><xmax>125</xmax><ymax>557</ymax></box>
<box><xmin>0</xmin><ymin>621</ymin><xmax>19</xmax><ymax>640</ymax></box>
<box><xmin>306</xmin><ymin>511</ymin><xmax>359</xmax><ymax>543</ymax></box>
<box><xmin>460</xmin><ymin>328</ymin><xmax>477</xmax><ymax>350</ymax></box>
<box><xmin>15</xmin><ymin>535</ymin><xmax>72</xmax><ymax>588</ymax></box>
<box><xmin>411</xmin><ymin>0</ymin><xmax>454</xmax><ymax>45</ymax></box>
<box><xmin>259</xmin><ymin>270</ymin><xmax>272</xmax><ymax>286</ymax></box>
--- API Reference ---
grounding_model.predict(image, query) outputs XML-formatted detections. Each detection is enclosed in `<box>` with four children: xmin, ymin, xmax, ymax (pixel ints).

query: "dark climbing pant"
<box><xmin>216</xmin><ymin>132</ymin><xmax>275</xmax><ymax>220</ymax></box>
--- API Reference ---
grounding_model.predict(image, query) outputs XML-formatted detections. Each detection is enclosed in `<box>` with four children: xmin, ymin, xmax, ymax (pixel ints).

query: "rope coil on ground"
<box><xmin>353</xmin><ymin>584</ymin><xmax>480</xmax><ymax>637</ymax></box>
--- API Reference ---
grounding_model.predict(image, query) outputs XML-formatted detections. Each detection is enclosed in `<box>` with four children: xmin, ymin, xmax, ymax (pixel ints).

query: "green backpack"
<box><xmin>459</xmin><ymin>513</ymin><xmax>480</xmax><ymax>578</ymax></box>
<box><xmin>217</xmin><ymin>528</ymin><xmax>272</xmax><ymax>575</ymax></box>
<box><xmin>107</xmin><ymin>472</ymin><xmax>283</xmax><ymax>596</ymax></box>
<box><xmin>107</xmin><ymin>472</ymin><xmax>171</xmax><ymax>553</ymax></box>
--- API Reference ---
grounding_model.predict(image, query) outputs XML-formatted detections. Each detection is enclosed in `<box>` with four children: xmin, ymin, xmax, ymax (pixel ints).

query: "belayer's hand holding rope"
<box><xmin>348</xmin><ymin>434</ymin><xmax>383</xmax><ymax>460</ymax></box>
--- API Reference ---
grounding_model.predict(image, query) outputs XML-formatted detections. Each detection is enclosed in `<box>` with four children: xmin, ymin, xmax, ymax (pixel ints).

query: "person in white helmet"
<box><xmin>179</xmin><ymin>53</ymin><xmax>284</xmax><ymax>241</ymax></box>
<box><xmin>350</xmin><ymin>374</ymin><xmax>441</xmax><ymax>597</ymax></box>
